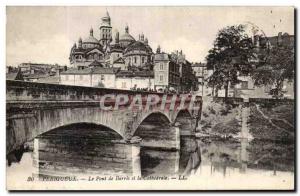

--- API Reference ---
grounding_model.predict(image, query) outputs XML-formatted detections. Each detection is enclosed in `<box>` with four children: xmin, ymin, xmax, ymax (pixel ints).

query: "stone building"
<box><xmin>153</xmin><ymin>46</ymin><xmax>180</xmax><ymax>91</ymax></box>
<box><xmin>115</xmin><ymin>70</ymin><xmax>154</xmax><ymax>90</ymax></box>
<box><xmin>192</xmin><ymin>62</ymin><xmax>213</xmax><ymax>96</ymax></box>
<box><xmin>170</xmin><ymin>50</ymin><xmax>197</xmax><ymax>92</ymax></box>
<box><xmin>60</xmin><ymin>67</ymin><xmax>119</xmax><ymax>88</ymax></box>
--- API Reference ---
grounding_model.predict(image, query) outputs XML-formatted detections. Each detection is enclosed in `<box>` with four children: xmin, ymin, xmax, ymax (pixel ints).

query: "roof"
<box><xmin>61</xmin><ymin>67</ymin><xmax>92</xmax><ymax>75</ymax></box>
<box><xmin>60</xmin><ymin>67</ymin><xmax>119</xmax><ymax>75</ymax></box>
<box><xmin>119</xmin><ymin>32</ymin><xmax>135</xmax><ymax>42</ymax></box>
<box><xmin>113</xmin><ymin>57</ymin><xmax>125</xmax><ymax>64</ymax></box>
<box><xmin>38</xmin><ymin>76</ymin><xmax>60</xmax><ymax>84</ymax></box>
<box><xmin>125</xmin><ymin>41</ymin><xmax>148</xmax><ymax>53</ymax></box>
<box><xmin>116</xmin><ymin>70</ymin><xmax>154</xmax><ymax>78</ymax></box>
<box><xmin>93</xmin><ymin>67</ymin><xmax>119</xmax><ymax>74</ymax></box>
<box><xmin>110</xmin><ymin>44</ymin><xmax>124</xmax><ymax>53</ymax></box>
<box><xmin>83</xmin><ymin>35</ymin><xmax>99</xmax><ymax>44</ymax></box>
<box><xmin>154</xmin><ymin>53</ymin><xmax>170</xmax><ymax>61</ymax></box>
<box><xmin>89</xmin><ymin>60</ymin><xmax>104</xmax><ymax>67</ymax></box>
<box><xmin>71</xmin><ymin>46</ymin><xmax>104</xmax><ymax>56</ymax></box>
<box><xmin>192</xmin><ymin>63</ymin><xmax>206</xmax><ymax>67</ymax></box>
<box><xmin>6</xmin><ymin>72</ymin><xmax>19</xmax><ymax>80</ymax></box>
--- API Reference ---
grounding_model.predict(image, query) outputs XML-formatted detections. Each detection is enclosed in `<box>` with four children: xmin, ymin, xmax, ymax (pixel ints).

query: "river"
<box><xmin>6</xmin><ymin>131</ymin><xmax>294</xmax><ymax>190</ymax></box>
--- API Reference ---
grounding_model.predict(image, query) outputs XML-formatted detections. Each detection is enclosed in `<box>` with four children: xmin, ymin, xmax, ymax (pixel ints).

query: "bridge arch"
<box><xmin>37</xmin><ymin>122</ymin><xmax>124</xmax><ymax>141</ymax></box>
<box><xmin>33</xmin><ymin>122</ymin><xmax>141</xmax><ymax>177</ymax></box>
<box><xmin>132</xmin><ymin>111</ymin><xmax>171</xmax><ymax>135</ymax></box>
<box><xmin>133</xmin><ymin>111</ymin><xmax>179</xmax><ymax>149</ymax></box>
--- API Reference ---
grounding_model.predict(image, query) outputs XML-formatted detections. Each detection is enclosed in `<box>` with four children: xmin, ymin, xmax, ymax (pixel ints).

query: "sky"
<box><xmin>6</xmin><ymin>6</ymin><xmax>294</xmax><ymax>66</ymax></box>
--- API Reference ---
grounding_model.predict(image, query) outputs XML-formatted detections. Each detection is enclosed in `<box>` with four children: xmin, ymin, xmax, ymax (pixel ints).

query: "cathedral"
<box><xmin>69</xmin><ymin>11</ymin><xmax>154</xmax><ymax>70</ymax></box>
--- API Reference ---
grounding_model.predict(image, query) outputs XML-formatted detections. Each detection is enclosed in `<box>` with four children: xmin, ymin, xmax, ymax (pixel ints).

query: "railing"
<box><xmin>6</xmin><ymin>80</ymin><xmax>202</xmax><ymax>104</ymax></box>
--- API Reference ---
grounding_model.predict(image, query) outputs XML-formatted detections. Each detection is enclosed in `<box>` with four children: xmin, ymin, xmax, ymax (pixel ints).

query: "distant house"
<box><xmin>38</xmin><ymin>75</ymin><xmax>60</xmax><ymax>84</ymax></box>
<box><xmin>23</xmin><ymin>73</ymin><xmax>51</xmax><ymax>82</ymax></box>
<box><xmin>18</xmin><ymin>62</ymin><xmax>67</xmax><ymax>82</ymax></box>
<box><xmin>213</xmin><ymin>32</ymin><xmax>294</xmax><ymax>99</ymax></box>
<box><xmin>115</xmin><ymin>70</ymin><xmax>154</xmax><ymax>90</ymax></box>
<box><xmin>59</xmin><ymin>67</ymin><xmax>119</xmax><ymax>88</ymax></box>
<box><xmin>6</xmin><ymin>70</ymin><xmax>23</xmax><ymax>81</ymax></box>
<box><xmin>192</xmin><ymin>62</ymin><xmax>213</xmax><ymax>96</ymax></box>
<box><xmin>153</xmin><ymin>49</ymin><xmax>180</xmax><ymax>91</ymax></box>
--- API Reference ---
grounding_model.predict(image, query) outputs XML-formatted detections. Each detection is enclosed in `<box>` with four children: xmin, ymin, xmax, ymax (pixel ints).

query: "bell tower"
<box><xmin>99</xmin><ymin>10</ymin><xmax>112</xmax><ymax>46</ymax></box>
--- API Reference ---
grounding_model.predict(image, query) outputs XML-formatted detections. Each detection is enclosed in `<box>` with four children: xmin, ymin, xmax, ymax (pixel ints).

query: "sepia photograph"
<box><xmin>5</xmin><ymin>6</ymin><xmax>295</xmax><ymax>191</ymax></box>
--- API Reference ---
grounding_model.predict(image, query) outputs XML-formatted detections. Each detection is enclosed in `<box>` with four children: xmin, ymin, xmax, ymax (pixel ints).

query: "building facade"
<box><xmin>192</xmin><ymin>62</ymin><xmax>213</xmax><ymax>96</ymax></box>
<box><xmin>60</xmin><ymin>67</ymin><xmax>118</xmax><ymax>88</ymax></box>
<box><xmin>153</xmin><ymin>47</ymin><xmax>180</xmax><ymax>91</ymax></box>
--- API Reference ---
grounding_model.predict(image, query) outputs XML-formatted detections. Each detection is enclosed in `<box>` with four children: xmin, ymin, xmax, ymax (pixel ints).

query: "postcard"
<box><xmin>6</xmin><ymin>6</ymin><xmax>295</xmax><ymax>190</ymax></box>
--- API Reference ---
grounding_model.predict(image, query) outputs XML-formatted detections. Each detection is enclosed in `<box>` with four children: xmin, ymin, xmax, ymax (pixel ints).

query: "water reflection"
<box><xmin>140</xmin><ymin>136</ymin><xmax>201</xmax><ymax>177</ymax></box>
<box><xmin>7</xmin><ymin>129</ymin><xmax>294</xmax><ymax>186</ymax></box>
<box><xmin>198</xmin><ymin>137</ymin><xmax>294</xmax><ymax>177</ymax></box>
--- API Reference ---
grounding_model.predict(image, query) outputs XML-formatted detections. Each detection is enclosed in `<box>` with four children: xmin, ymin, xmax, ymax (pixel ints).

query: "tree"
<box><xmin>252</xmin><ymin>45</ymin><xmax>294</xmax><ymax>98</ymax></box>
<box><xmin>206</xmin><ymin>24</ymin><xmax>255</xmax><ymax>99</ymax></box>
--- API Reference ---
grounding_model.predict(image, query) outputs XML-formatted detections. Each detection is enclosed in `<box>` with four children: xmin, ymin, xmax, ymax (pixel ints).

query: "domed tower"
<box><xmin>119</xmin><ymin>24</ymin><xmax>135</xmax><ymax>48</ymax></box>
<box><xmin>82</xmin><ymin>27</ymin><xmax>101</xmax><ymax>49</ymax></box>
<box><xmin>99</xmin><ymin>10</ymin><xmax>112</xmax><ymax>46</ymax></box>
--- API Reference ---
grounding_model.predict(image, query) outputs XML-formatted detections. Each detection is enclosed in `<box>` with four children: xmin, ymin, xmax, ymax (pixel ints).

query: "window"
<box><xmin>101</xmin><ymin>75</ymin><xmax>105</xmax><ymax>80</ymax></box>
<box><xmin>160</xmin><ymin>63</ymin><xmax>164</xmax><ymax>70</ymax></box>
<box><xmin>159</xmin><ymin>75</ymin><xmax>164</xmax><ymax>82</ymax></box>
<box><xmin>142</xmin><ymin>57</ymin><xmax>145</xmax><ymax>63</ymax></box>
<box><xmin>241</xmin><ymin>81</ymin><xmax>248</xmax><ymax>89</ymax></box>
<box><xmin>134</xmin><ymin>57</ymin><xmax>137</xmax><ymax>64</ymax></box>
<box><xmin>122</xmin><ymin>82</ymin><xmax>126</xmax><ymax>88</ymax></box>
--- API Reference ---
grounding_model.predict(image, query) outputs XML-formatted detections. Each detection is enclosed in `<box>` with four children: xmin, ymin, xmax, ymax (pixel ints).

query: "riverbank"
<box><xmin>197</xmin><ymin>99</ymin><xmax>242</xmax><ymax>139</ymax></box>
<box><xmin>197</xmin><ymin>99</ymin><xmax>295</xmax><ymax>172</ymax></box>
<box><xmin>247</xmin><ymin>101</ymin><xmax>294</xmax><ymax>171</ymax></box>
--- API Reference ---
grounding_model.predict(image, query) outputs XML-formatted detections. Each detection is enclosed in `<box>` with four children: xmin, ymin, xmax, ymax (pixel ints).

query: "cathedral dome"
<box><xmin>124</xmin><ymin>41</ymin><xmax>148</xmax><ymax>53</ymax></box>
<box><xmin>82</xmin><ymin>28</ymin><xmax>101</xmax><ymax>49</ymax></box>
<box><xmin>83</xmin><ymin>36</ymin><xmax>99</xmax><ymax>44</ymax></box>
<box><xmin>120</xmin><ymin>33</ymin><xmax>135</xmax><ymax>42</ymax></box>
<box><xmin>119</xmin><ymin>25</ymin><xmax>135</xmax><ymax>48</ymax></box>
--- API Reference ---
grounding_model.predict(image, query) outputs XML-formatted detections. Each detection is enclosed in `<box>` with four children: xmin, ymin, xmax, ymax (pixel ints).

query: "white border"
<box><xmin>0</xmin><ymin>0</ymin><xmax>298</xmax><ymax>195</ymax></box>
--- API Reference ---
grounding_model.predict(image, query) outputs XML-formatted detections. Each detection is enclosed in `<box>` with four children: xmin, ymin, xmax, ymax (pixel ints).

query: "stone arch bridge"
<box><xmin>6</xmin><ymin>80</ymin><xmax>202</xmax><ymax>156</ymax></box>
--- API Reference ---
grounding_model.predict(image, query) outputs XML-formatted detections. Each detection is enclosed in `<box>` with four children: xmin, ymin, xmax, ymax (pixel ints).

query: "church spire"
<box><xmin>78</xmin><ymin>37</ymin><xmax>82</xmax><ymax>48</ymax></box>
<box><xmin>156</xmin><ymin>45</ymin><xmax>161</xmax><ymax>54</ymax></box>
<box><xmin>115</xmin><ymin>31</ymin><xmax>119</xmax><ymax>44</ymax></box>
<box><xmin>90</xmin><ymin>27</ymin><xmax>93</xmax><ymax>36</ymax></box>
